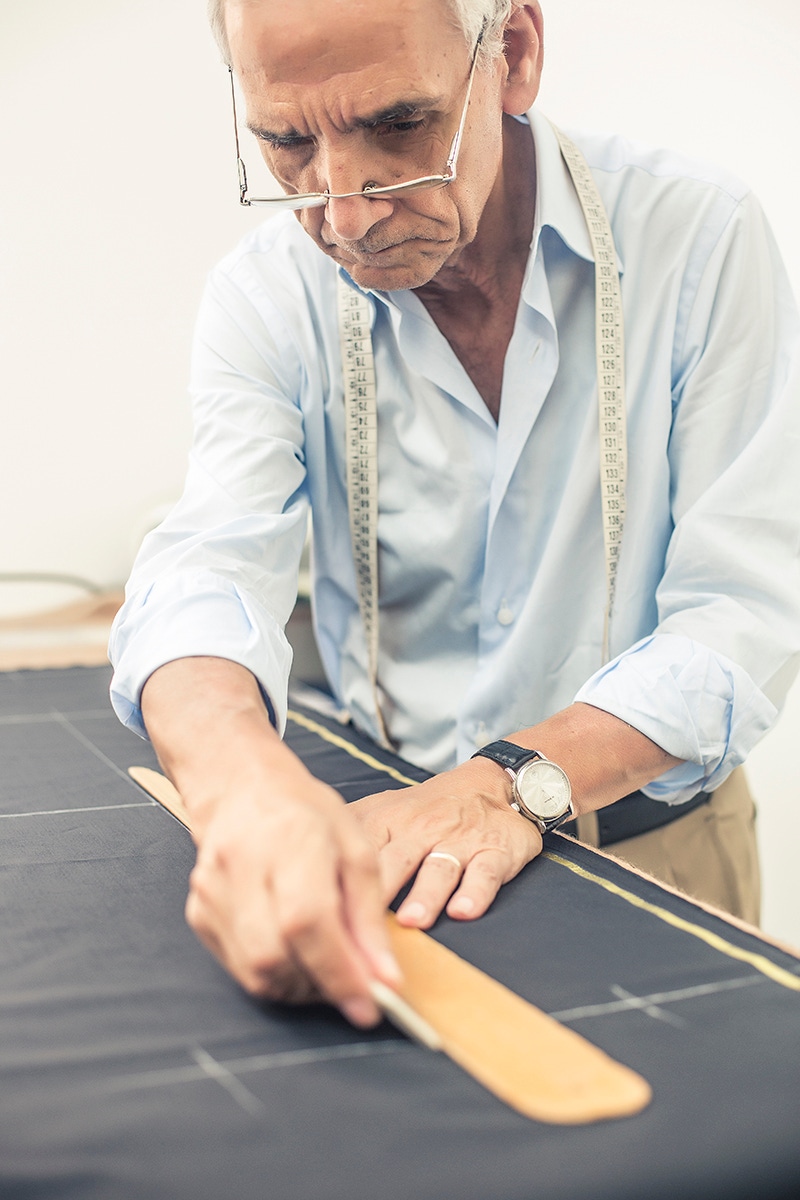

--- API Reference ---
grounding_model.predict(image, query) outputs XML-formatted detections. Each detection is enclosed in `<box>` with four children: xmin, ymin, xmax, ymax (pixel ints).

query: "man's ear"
<box><xmin>500</xmin><ymin>3</ymin><xmax>544</xmax><ymax>115</ymax></box>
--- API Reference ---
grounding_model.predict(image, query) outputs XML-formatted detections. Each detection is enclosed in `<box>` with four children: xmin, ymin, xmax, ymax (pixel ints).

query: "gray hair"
<box><xmin>207</xmin><ymin>0</ymin><xmax>514</xmax><ymax>67</ymax></box>
<box><xmin>449</xmin><ymin>0</ymin><xmax>514</xmax><ymax>58</ymax></box>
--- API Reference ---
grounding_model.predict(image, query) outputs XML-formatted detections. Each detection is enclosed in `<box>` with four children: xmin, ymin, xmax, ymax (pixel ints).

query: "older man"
<box><xmin>110</xmin><ymin>0</ymin><xmax>800</xmax><ymax>1027</ymax></box>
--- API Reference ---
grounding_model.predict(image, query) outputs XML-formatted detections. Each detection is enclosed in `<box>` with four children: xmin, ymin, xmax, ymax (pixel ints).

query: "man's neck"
<box><xmin>413</xmin><ymin>114</ymin><xmax>537</xmax><ymax>421</ymax></box>
<box><xmin>414</xmin><ymin>114</ymin><xmax>536</xmax><ymax>314</ymax></box>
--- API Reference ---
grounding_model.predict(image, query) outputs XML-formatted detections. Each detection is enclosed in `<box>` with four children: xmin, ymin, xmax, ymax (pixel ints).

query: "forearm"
<box><xmin>500</xmin><ymin>701</ymin><xmax>683</xmax><ymax>817</ymax></box>
<box><xmin>140</xmin><ymin>656</ymin><xmax>313</xmax><ymax>834</ymax></box>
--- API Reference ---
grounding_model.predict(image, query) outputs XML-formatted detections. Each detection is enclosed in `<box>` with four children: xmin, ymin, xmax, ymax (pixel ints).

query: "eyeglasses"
<box><xmin>229</xmin><ymin>30</ymin><xmax>484</xmax><ymax>210</ymax></box>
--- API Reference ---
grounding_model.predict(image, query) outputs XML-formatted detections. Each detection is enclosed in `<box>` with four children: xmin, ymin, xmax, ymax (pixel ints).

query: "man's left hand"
<box><xmin>349</xmin><ymin>757</ymin><xmax>542</xmax><ymax>928</ymax></box>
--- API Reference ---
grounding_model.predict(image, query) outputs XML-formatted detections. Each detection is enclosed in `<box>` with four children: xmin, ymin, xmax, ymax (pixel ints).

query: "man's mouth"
<box><xmin>324</xmin><ymin>234</ymin><xmax>446</xmax><ymax>266</ymax></box>
<box><xmin>324</xmin><ymin>237</ymin><xmax>405</xmax><ymax>257</ymax></box>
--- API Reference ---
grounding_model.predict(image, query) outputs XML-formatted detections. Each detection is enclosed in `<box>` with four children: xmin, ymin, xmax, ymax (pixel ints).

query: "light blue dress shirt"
<box><xmin>109</xmin><ymin>112</ymin><xmax>800</xmax><ymax>803</ymax></box>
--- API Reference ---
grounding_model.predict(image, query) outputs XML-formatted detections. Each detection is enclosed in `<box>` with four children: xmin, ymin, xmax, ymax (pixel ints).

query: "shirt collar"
<box><xmin>526</xmin><ymin>108</ymin><xmax>625</xmax><ymax>275</ymax></box>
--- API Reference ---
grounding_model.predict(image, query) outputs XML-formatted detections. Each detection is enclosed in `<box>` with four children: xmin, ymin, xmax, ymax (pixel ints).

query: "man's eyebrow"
<box><xmin>247</xmin><ymin>121</ymin><xmax>304</xmax><ymax>142</ymax></box>
<box><xmin>354</xmin><ymin>99</ymin><xmax>434</xmax><ymax>129</ymax></box>
<box><xmin>247</xmin><ymin>97</ymin><xmax>444</xmax><ymax>142</ymax></box>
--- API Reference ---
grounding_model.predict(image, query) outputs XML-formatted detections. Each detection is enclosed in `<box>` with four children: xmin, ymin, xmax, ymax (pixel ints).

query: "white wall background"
<box><xmin>1</xmin><ymin>1</ymin><xmax>798</xmax><ymax>944</ymax></box>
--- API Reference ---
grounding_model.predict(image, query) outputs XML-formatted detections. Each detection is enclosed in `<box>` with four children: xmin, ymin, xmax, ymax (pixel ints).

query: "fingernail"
<box><xmin>341</xmin><ymin>996</ymin><xmax>379</xmax><ymax>1028</ymax></box>
<box><xmin>377</xmin><ymin>950</ymin><xmax>403</xmax><ymax>986</ymax></box>
<box><xmin>449</xmin><ymin>895</ymin><xmax>475</xmax><ymax>917</ymax></box>
<box><xmin>398</xmin><ymin>901</ymin><xmax>426</xmax><ymax>924</ymax></box>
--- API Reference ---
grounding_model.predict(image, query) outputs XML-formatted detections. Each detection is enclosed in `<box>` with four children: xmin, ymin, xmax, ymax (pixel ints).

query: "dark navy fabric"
<box><xmin>1</xmin><ymin>667</ymin><xmax>799</xmax><ymax>1200</ymax></box>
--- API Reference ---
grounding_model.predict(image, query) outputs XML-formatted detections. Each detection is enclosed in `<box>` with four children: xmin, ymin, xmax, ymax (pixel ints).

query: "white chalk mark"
<box><xmin>0</xmin><ymin>709</ymin><xmax>113</xmax><ymax>726</ymax></box>
<box><xmin>191</xmin><ymin>1046</ymin><xmax>266</xmax><ymax>1116</ymax></box>
<box><xmin>50</xmin><ymin>711</ymin><xmax>139</xmax><ymax>787</ymax></box>
<box><xmin>608</xmin><ymin>984</ymin><xmax>687</xmax><ymax>1028</ymax></box>
<box><xmin>550</xmin><ymin>974</ymin><xmax>761</xmax><ymax>1024</ymax></box>
<box><xmin>0</xmin><ymin>801</ymin><xmax>155</xmax><ymax>820</ymax></box>
<box><xmin>97</xmin><ymin>1040</ymin><xmax>406</xmax><ymax>1097</ymax></box>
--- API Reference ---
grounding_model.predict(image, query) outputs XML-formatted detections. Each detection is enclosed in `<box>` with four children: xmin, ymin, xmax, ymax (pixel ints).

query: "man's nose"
<box><xmin>323</xmin><ymin>192</ymin><xmax>394</xmax><ymax>241</ymax></box>
<box><xmin>316</xmin><ymin>144</ymin><xmax>395</xmax><ymax>240</ymax></box>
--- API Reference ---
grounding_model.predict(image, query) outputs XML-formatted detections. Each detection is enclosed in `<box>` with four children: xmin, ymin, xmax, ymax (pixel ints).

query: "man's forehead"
<box><xmin>225</xmin><ymin>0</ymin><xmax>462</xmax><ymax>86</ymax></box>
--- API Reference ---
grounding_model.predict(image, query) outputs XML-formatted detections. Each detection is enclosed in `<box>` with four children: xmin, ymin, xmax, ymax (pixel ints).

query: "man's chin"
<box><xmin>323</xmin><ymin>241</ymin><xmax>448</xmax><ymax>292</ymax></box>
<box><xmin>347</xmin><ymin>261</ymin><xmax>444</xmax><ymax>292</ymax></box>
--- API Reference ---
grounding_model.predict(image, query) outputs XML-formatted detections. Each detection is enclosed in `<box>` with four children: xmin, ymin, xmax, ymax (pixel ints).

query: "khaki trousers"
<box><xmin>575</xmin><ymin>768</ymin><xmax>761</xmax><ymax>926</ymax></box>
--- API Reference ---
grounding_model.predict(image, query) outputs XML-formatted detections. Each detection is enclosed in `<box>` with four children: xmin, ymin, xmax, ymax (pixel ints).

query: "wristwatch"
<box><xmin>472</xmin><ymin>739</ymin><xmax>574</xmax><ymax>834</ymax></box>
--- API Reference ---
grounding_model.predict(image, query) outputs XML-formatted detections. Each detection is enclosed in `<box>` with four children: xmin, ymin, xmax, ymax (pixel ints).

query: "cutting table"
<box><xmin>1</xmin><ymin>666</ymin><xmax>798</xmax><ymax>1199</ymax></box>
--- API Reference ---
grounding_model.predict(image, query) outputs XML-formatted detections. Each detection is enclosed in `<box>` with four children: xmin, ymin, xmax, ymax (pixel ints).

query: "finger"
<box><xmin>274</xmin><ymin>889</ymin><xmax>383</xmax><ymax>1026</ymax></box>
<box><xmin>186</xmin><ymin>861</ymin><xmax>313</xmax><ymax>1000</ymax></box>
<box><xmin>445</xmin><ymin>847</ymin><xmax>510</xmax><ymax>920</ymax></box>
<box><xmin>336</xmin><ymin>823</ymin><xmax>404</xmax><ymax>989</ymax></box>
<box><xmin>394</xmin><ymin>849</ymin><xmax>465</xmax><ymax>929</ymax></box>
<box><xmin>269</xmin><ymin>825</ymin><xmax>388</xmax><ymax>1027</ymax></box>
<box><xmin>376</xmin><ymin>837</ymin><xmax>430</xmax><ymax>906</ymax></box>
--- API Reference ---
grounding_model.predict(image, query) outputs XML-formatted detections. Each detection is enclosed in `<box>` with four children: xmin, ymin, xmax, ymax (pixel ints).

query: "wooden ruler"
<box><xmin>129</xmin><ymin>765</ymin><xmax>651</xmax><ymax>1124</ymax></box>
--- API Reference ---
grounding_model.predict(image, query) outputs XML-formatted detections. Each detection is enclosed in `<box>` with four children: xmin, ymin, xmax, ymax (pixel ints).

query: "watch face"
<box><xmin>515</xmin><ymin>759</ymin><xmax>572</xmax><ymax>820</ymax></box>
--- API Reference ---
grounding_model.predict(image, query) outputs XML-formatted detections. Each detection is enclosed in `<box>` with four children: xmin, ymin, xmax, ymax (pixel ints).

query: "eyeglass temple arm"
<box><xmin>229</xmin><ymin>68</ymin><xmax>251</xmax><ymax>205</ymax></box>
<box><xmin>445</xmin><ymin>26</ymin><xmax>484</xmax><ymax>173</ymax></box>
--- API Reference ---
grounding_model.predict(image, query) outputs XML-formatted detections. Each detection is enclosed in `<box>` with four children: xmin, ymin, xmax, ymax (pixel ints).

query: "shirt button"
<box><xmin>497</xmin><ymin>605</ymin><xmax>514</xmax><ymax>626</ymax></box>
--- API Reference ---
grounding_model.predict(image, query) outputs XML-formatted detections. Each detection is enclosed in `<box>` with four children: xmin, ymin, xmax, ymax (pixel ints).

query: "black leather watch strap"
<box><xmin>471</xmin><ymin>739</ymin><xmax>541</xmax><ymax>773</ymax></box>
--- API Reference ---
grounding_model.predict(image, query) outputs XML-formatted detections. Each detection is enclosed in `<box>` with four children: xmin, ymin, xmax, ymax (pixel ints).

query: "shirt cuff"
<box><xmin>108</xmin><ymin>571</ymin><xmax>292</xmax><ymax>740</ymax></box>
<box><xmin>574</xmin><ymin>633</ymin><xmax>777</xmax><ymax>804</ymax></box>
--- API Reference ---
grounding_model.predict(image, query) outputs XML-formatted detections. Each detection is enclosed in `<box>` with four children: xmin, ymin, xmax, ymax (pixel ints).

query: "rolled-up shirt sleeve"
<box><xmin>575</xmin><ymin>633</ymin><xmax>780</xmax><ymax>803</ymax></box>
<box><xmin>109</xmin><ymin>567</ymin><xmax>291</xmax><ymax>739</ymax></box>
<box><xmin>109</xmin><ymin>253</ymin><xmax>310</xmax><ymax>739</ymax></box>
<box><xmin>577</xmin><ymin>190</ymin><xmax>800</xmax><ymax>802</ymax></box>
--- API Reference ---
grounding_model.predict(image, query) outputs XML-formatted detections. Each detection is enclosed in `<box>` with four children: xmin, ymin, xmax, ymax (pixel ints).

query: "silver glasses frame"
<box><xmin>229</xmin><ymin>30</ymin><xmax>484</xmax><ymax>210</ymax></box>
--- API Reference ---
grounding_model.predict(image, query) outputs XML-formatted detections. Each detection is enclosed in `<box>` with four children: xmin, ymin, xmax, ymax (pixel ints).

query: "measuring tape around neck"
<box><xmin>337</xmin><ymin>281</ymin><xmax>393</xmax><ymax>747</ymax></box>
<box><xmin>336</xmin><ymin>126</ymin><xmax>626</xmax><ymax>746</ymax></box>
<box><xmin>553</xmin><ymin>127</ymin><xmax>627</xmax><ymax>658</ymax></box>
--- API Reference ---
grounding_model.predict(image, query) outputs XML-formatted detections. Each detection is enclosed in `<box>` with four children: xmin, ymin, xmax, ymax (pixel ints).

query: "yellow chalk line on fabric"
<box><xmin>286</xmin><ymin>709</ymin><xmax>800</xmax><ymax>994</ymax></box>
<box><xmin>544</xmin><ymin>850</ymin><xmax>800</xmax><ymax>993</ymax></box>
<box><xmin>286</xmin><ymin>709</ymin><xmax>419</xmax><ymax>787</ymax></box>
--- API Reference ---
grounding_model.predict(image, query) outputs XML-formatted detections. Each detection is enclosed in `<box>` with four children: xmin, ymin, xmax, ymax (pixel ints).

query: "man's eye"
<box><xmin>381</xmin><ymin>119</ymin><xmax>425</xmax><ymax>136</ymax></box>
<box><xmin>256</xmin><ymin>132</ymin><xmax>312</xmax><ymax>150</ymax></box>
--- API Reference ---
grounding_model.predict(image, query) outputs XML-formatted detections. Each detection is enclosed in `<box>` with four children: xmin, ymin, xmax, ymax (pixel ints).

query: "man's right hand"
<box><xmin>140</xmin><ymin>657</ymin><xmax>401</xmax><ymax>1027</ymax></box>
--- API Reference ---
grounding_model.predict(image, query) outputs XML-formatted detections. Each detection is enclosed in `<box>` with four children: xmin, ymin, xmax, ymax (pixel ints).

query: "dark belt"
<box><xmin>561</xmin><ymin>788</ymin><xmax>711</xmax><ymax>847</ymax></box>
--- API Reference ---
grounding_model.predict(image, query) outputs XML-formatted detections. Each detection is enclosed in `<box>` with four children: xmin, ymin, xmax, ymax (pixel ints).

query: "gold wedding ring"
<box><xmin>425</xmin><ymin>850</ymin><xmax>463</xmax><ymax>871</ymax></box>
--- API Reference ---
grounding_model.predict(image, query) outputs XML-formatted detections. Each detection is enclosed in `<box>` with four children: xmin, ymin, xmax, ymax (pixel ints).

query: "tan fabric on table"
<box><xmin>597</xmin><ymin>768</ymin><xmax>761</xmax><ymax>926</ymax></box>
<box><xmin>0</xmin><ymin>592</ymin><xmax>123</xmax><ymax>672</ymax></box>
